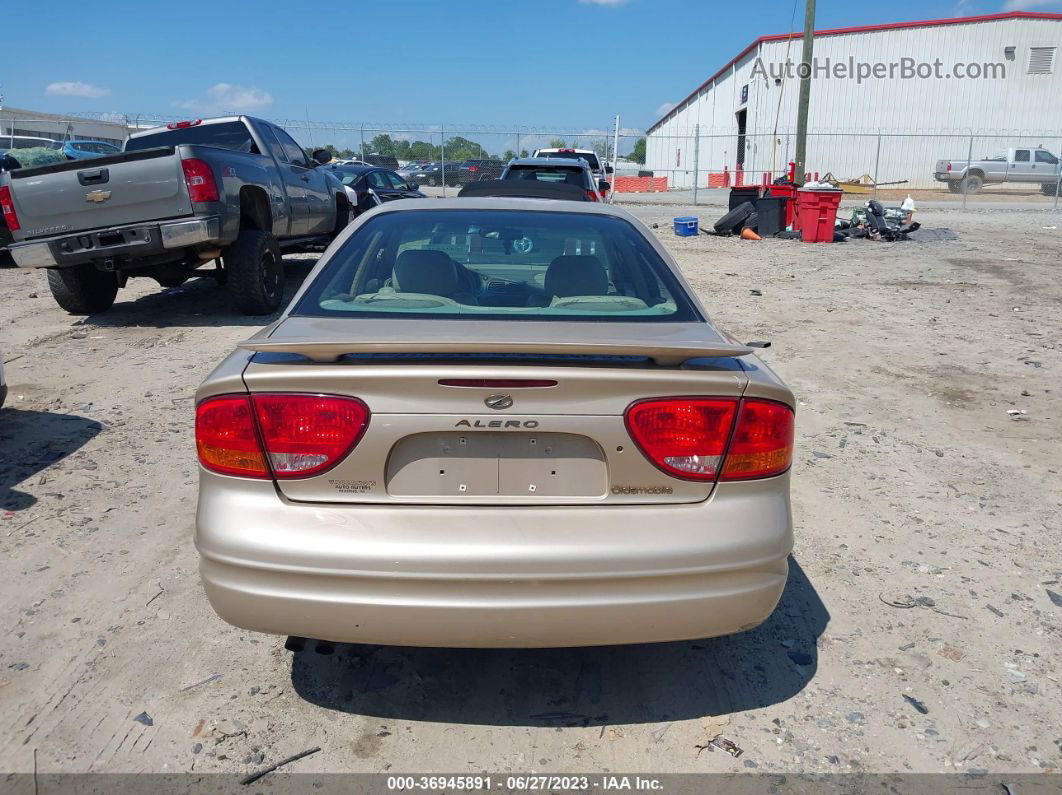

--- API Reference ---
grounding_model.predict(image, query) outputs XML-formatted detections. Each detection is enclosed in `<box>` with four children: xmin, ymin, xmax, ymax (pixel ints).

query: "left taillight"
<box><xmin>585</xmin><ymin>190</ymin><xmax>599</xmax><ymax>202</ymax></box>
<box><xmin>0</xmin><ymin>185</ymin><xmax>20</xmax><ymax>231</ymax></box>
<box><xmin>195</xmin><ymin>394</ymin><xmax>370</xmax><ymax>479</ymax></box>
<box><xmin>181</xmin><ymin>158</ymin><xmax>219</xmax><ymax>203</ymax></box>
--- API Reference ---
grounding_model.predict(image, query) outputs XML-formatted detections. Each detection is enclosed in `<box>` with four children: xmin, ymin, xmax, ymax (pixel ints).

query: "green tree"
<box><xmin>519</xmin><ymin>149</ymin><xmax>529</xmax><ymax>158</ymax></box>
<box><xmin>628</xmin><ymin>137</ymin><xmax>646</xmax><ymax>164</ymax></box>
<box><xmin>367</xmin><ymin>134</ymin><xmax>397</xmax><ymax>157</ymax></box>
<box><xmin>548</xmin><ymin>138</ymin><xmax>567</xmax><ymax>149</ymax></box>
<box><xmin>502</xmin><ymin>149</ymin><xmax>517</xmax><ymax>161</ymax></box>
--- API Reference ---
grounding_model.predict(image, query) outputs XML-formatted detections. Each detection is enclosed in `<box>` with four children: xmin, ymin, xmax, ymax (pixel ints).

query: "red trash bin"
<box><xmin>795</xmin><ymin>187</ymin><xmax>843</xmax><ymax>243</ymax></box>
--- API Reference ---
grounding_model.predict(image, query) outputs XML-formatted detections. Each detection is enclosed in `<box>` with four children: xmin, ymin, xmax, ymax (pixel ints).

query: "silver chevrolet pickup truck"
<box><xmin>934</xmin><ymin>146</ymin><xmax>1062</xmax><ymax>195</ymax></box>
<box><xmin>0</xmin><ymin>116</ymin><xmax>350</xmax><ymax>315</ymax></box>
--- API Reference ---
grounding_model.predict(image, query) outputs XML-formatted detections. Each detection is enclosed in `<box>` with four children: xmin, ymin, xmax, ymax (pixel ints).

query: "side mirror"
<box><xmin>407</xmin><ymin>182</ymin><xmax>419</xmax><ymax>191</ymax></box>
<box><xmin>598</xmin><ymin>180</ymin><xmax>611</xmax><ymax>192</ymax></box>
<box><xmin>311</xmin><ymin>149</ymin><xmax>332</xmax><ymax>165</ymax></box>
<box><xmin>606</xmin><ymin>165</ymin><xmax>614</xmax><ymax>174</ymax></box>
<box><xmin>366</xmin><ymin>188</ymin><xmax>382</xmax><ymax>206</ymax></box>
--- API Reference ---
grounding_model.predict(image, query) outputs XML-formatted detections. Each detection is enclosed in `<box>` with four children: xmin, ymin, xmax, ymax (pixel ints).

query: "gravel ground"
<box><xmin>0</xmin><ymin>204</ymin><xmax>1059</xmax><ymax>777</ymax></box>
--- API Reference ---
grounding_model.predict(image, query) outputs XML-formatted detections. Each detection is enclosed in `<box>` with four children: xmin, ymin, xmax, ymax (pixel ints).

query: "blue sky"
<box><xmin>4</xmin><ymin>0</ymin><xmax>1060</xmax><ymax>138</ymax></box>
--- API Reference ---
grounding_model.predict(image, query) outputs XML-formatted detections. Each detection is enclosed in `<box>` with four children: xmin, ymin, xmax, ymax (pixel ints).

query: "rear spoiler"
<box><xmin>237</xmin><ymin>337</ymin><xmax>752</xmax><ymax>366</ymax></box>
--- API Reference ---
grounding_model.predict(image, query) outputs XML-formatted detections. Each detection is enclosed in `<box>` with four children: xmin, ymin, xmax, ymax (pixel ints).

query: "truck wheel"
<box><xmin>947</xmin><ymin>181</ymin><xmax>963</xmax><ymax>194</ymax></box>
<box><xmin>960</xmin><ymin>174</ymin><xmax>983</xmax><ymax>194</ymax></box>
<box><xmin>223</xmin><ymin>229</ymin><xmax>284</xmax><ymax>315</ymax></box>
<box><xmin>1041</xmin><ymin>182</ymin><xmax>1059</xmax><ymax>196</ymax></box>
<box><xmin>46</xmin><ymin>265</ymin><xmax>118</xmax><ymax>314</ymax></box>
<box><xmin>331</xmin><ymin>200</ymin><xmax>350</xmax><ymax>241</ymax></box>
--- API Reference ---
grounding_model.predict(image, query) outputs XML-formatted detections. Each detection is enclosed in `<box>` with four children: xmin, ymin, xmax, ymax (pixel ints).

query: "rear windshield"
<box><xmin>293</xmin><ymin>209</ymin><xmax>696</xmax><ymax>322</ymax></box>
<box><xmin>538</xmin><ymin>151</ymin><xmax>602</xmax><ymax>171</ymax></box>
<box><xmin>124</xmin><ymin>121</ymin><xmax>260</xmax><ymax>154</ymax></box>
<box><xmin>504</xmin><ymin>164</ymin><xmax>589</xmax><ymax>188</ymax></box>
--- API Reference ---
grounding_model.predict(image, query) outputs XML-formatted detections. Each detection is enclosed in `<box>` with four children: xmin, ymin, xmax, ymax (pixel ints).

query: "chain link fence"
<box><xmin>9</xmin><ymin>112</ymin><xmax>1062</xmax><ymax>209</ymax></box>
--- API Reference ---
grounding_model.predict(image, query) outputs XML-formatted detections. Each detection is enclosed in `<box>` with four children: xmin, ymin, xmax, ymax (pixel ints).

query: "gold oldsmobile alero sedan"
<box><xmin>194</xmin><ymin>194</ymin><xmax>795</xmax><ymax>648</ymax></box>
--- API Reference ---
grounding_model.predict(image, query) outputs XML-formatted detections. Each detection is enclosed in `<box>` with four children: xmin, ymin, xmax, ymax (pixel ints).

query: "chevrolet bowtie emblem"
<box><xmin>85</xmin><ymin>190</ymin><xmax>112</xmax><ymax>203</ymax></box>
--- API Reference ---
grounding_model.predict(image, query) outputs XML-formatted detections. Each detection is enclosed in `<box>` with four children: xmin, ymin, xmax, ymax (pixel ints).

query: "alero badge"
<box><xmin>85</xmin><ymin>190</ymin><xmax>112</xmax><ymax>203</ymax></box>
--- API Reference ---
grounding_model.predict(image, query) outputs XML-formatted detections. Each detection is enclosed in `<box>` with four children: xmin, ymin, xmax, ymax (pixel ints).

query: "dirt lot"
<box><xmin>1</xmin><ymin>204</ymin><xmax>1059</xmax><ymax>778</ymax></box>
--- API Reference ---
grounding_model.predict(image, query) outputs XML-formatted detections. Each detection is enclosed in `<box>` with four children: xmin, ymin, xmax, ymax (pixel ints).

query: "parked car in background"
<box><xmin>363</xmin><ymin>154</ymin><xmax>400</xmax><ymax>169</ymax></box>
<box><xmin>934</xmin><ymin>146</ymin><xmax>1062</xmax><ymax>194</ymax></box>
<box><xmin>501</xmin><ymin>157</ymin><xmax>609</xmax><ymax>202</ymax></box>
<box><xmin>0</xmin><ymin>135</ymin><xmax>61</xmax><ymax>156</ymax></box>
<box><xmin>404</xmin><ymin>161</ymin><xmax>459</xmax><ymax>187</ymax></box>
<box><xmin>530</xmin><ymin>148</ymin><xmax>612</xmax><ymax>200</ymax></box>
<box><xmin>61</xmin><ymin>140</ymin><xmax>122</xmax><ymax>160</ymax></box>
<box><xmin>194</xmin><ymin>197</ymin><xmax>795</xmax><ymax>649</ymax></box>
<box><xmin>1</xmin><ymin>115</ymin><xmax>349</xmax><ymax>316</ymax></box>
<box><xmin>456</xmin><ymin>159</ymin><xmax>505</xmax><ymax>185</ymax></box>
<box><xmin>328</xmin><ymin>164</ymin><xmax>425</xmax><ymax>215</ymax></box>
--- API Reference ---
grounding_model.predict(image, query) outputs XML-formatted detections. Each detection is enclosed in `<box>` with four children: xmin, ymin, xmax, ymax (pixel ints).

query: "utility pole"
<box><xmin>793</xmin><ymin>0</ymin><xmax>816</xmax><ymax>186</ymax></box>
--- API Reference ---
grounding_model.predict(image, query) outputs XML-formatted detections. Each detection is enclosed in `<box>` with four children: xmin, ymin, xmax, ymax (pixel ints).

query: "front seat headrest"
<box><xmin>544</xmin><ymin>255</ymin><xmax>608</xmax><ymax>298</ymax></box>
<box><xmin>393</xmin><ymin>249</ymin><xmax>459</xmax><ymax>295</ymax></box>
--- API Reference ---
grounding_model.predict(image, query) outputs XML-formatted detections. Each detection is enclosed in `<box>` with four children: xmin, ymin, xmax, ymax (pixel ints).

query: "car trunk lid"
<box><xmin>239</xmin><ymin>317</ymin><xmax>750</xmax><ymax>505</ymax></box>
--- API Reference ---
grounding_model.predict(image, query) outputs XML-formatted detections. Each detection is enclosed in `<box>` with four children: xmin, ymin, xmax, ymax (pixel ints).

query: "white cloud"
<box><xmin>655</xmin><ymin>101</ymin><xmax>677</xmax><ymax>118</ymax></box>
<box><xmin>579</xmin><ymin>0</ymin><xmax>629</xmax><ymax>5</ymax></box>
<box><xmin>45</xmin><ymin>81</ymin><xmax>111</xmax><ymax>98</ymax></box>
<box><xmin>175</xmin><ymin>83</ymin><xmax>273</xmax><ymax>114</ymax></box>
<box><xmin>1002</xmin><ymin>0</ymin><xmax>1062</xmax><ymax>9</ymax></box>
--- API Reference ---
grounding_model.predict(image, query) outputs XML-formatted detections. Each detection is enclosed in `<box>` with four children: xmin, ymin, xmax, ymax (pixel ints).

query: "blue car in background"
<box><xmin>61</xmin><ymin>140</ymin><xmax>121</xmax><ymax>160</ymax></box>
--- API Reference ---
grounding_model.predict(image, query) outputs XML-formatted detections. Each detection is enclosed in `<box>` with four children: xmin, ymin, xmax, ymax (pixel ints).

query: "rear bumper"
<box><xmin>195</xmin><ymin>474</ymin><xmax>793</xmax><ymax>648</ymax></box>
<box><xmin>10</xmin><ymin>216</ymin><xmax>221</xmax><ymax>269</ymax></box>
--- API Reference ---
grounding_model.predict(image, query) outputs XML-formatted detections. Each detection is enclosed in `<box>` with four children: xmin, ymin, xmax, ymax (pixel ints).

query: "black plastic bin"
<box><xmin>754</xmin><ymin>197</ymin><xmax>788</xmax><ymax>236</ymax></box>
<box><xmin>728</xmin><ymin>186</ymin><xmax>761</xmax><ymax>211</ymax></box>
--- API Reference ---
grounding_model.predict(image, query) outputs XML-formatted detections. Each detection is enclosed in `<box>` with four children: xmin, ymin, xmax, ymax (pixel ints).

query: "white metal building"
<box><xmin>646</xmin><ymin>12</ymin><xmax>1062</xmax><ymax>188</ymax></box>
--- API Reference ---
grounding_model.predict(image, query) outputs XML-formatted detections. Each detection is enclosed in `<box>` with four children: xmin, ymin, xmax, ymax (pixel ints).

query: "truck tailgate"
<box><xmin>8</xmin><ymin>147</ymin><xmax>193</xmax><ymax>239</ymax></box>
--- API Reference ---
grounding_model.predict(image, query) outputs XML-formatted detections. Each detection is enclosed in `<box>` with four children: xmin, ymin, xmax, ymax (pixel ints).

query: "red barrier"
<box><xmin>613</xmin><ymin>176</ymin><xmax>669</xmax><ymax>193</ymax></box>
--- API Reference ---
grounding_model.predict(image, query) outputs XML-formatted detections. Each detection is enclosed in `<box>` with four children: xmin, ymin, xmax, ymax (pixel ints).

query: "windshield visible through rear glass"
<box><xmin>293</xmin><ymin>209</ymin><xmax>696</xmax><ymax>322</ymax></box>
<box><xmin>538</xmin><ymin>151</ymin><xmax>602</xmax><ymax>171</ymax></box>
<box><xmin>504</xmin><ymin>165</ymin><xmax>590</xmax><ymax>188</ymax></box>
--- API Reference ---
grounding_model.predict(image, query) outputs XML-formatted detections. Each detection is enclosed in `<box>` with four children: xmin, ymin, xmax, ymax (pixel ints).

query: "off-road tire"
<box><xmin>331</xmin><ymin>200</ymin><xmax>350</xmax><ymax>240</ymax></box>
<box><xmin>223</xmin><ymin>229</ymin><xmax>284</xmax><ymax>315</ymax></box>
<box><xmin>713</xmin><ymin>201</ymin><xmax>755</xmax><ymax>235</ymax></box>
<box><xmin>947</xmin><ymin>181</ymin><xmax>963</xmax><ymax>194</ymax></box>
<box><xmin>46</xmin><ymin>264</ymin><xmax>118</xmax><ymax>314</ymax></box>
<box><xmin>743</xmin><ymin>211</ymin><xmax>759</xmax><ymax>231</ymax></box>
<box><xmin>1041</xmin><ymin>182</ymin><xmax>1059</xmax><ymax>197</ymax></box>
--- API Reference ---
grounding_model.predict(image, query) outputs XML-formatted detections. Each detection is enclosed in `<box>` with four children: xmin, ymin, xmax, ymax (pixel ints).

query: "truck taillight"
<box><xmin>947</xmin><ymin>163</ymin><xmax>952</xmax><ymax>171</ymax></box>
<box><xmin>181</xmin><ymin>158</ymin><xmax>219</xmax><ymax>203</ymax></box>
<box><xmin>624</xmin><ymin>397</ymin><xmax>793</xmax><ymax>482</ymax></box>
<box><xmin>167</xmin><ymin>119</ymin><xmax>202</xmax><ymax>130</ymax></box>
<box><xmin>585</xmin><ymin>190</ymin><xmax>599</xmax><ymax>202</ymax></box>
<box><xmin>0</xmin><ymin>186</ymin><xmax>19</xmax><ymax>232</ymax></box>
<box><xmin>196</xmin><ymin>394</ymin><xmax>370</xmax><ymax>479</ymax></box>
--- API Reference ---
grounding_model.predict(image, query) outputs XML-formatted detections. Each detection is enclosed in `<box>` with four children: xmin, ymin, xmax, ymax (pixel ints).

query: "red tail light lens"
<box><xmin>181</xmin><ymin>158</ymin><xmax>219</xmax><ymax>203</ymax></box>
<box><xmin>251</xmin><ymin>394</ymin><xmax>369</xmax><ymax>478</ymax></box>
<box><xmin>625</xmin><ymin>397</ymin><xmax>794</xmax><ymax>482</ymax></box>
<box><xmin>167</xmin><ymin>119</ymin><xmax>202</xmax><ymax>129</ymax></box>
<box><xmin>625</xmin><ymin>398</ymin><xmax>738</xmax><ymax>480</ymax></box>
<box><xmin>0</xmin><ymin>186</ymin><xmax>20</xmax><ymax>232</ymax></box>
<box><xmin>195</xmin><ymin>393</ymin><xmax>369</xmax><ymax>479</ymax></box>
<box><xmin>585</xmin><ymin>190</ymin><xmax>599</xmax><ymax>202</ymax></box>
<box><xmin>720</xmin><ymin>398</ymin><xmax>794</xmax><ymax>481</ymax></box>
<box><xmin>195</xmin><ymin>395</ymin><xmax>270</xmax><ymax>478</ymax></box>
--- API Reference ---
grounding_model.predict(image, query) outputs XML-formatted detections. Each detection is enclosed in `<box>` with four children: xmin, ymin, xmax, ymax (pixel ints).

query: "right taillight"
<box><xmin>585</xmin><ymin>190</ymin><xmax>599</xmax><ymax>202</ymax></box>
<box><xmin>195</xmin><ymin>393</ymin><xmax>369</xmax><ymax>479</ymax></box>
<box><xmin>0</xmin><ymin>185</ymin><xmax>20</xmax><ymax>231</ymax></box>
<box><xmin>181</xmin><ymin>157</ymin><xmax>219</xmax><ymax>203</ymax></box>
<box><xmin>625</xmin><ymin>397</ymin><xmax>793</xmax><ymax>482</ymax></box>
<box><xmin>719</xmin><ymin>398</ymin><xmax>794</xmax><ymax>480</ymax></box>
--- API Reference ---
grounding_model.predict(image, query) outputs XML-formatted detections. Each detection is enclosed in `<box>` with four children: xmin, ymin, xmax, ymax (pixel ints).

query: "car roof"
<box><xmin>361</xmin><ymin>196</ymin><xmax>632</xmax><ymax>216</ymax></box>
<box><xmin>330</xmin><ymin>164</ymin><xmax>374</xmax><ymax>174</ymax></box>
<box><xmin>507</xmin><ymin>157</ymin><xmax>591</xmax><ymax>169</ymax></box>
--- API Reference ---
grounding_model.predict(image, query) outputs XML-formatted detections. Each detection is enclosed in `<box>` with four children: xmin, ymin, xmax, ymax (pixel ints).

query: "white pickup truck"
<box><xmin>934</xmin><ymin>146</ymin><xmax>1062</xmax><ymax>194</ymax></box>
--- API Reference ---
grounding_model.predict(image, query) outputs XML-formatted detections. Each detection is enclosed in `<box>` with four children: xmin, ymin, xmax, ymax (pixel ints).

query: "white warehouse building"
<box><xmin>645</xmin><ymin>11</ymin><xmax>1062</xmax><ymax>189</ymax></box>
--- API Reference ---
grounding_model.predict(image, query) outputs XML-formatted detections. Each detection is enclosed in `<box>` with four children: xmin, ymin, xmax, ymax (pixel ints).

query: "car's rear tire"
<box><xmin>331</xmin><ymin>200</ymin><xmax>350</xmax><ymax>241</ymax></box>
<box><xmin>46</xmin><ymin>264</ymin><xmax>118</xmax><ymax>314</ymax></box>
<box><xmin>947</xmin><ymin>181</ymin><xmax>963</xmax><ymax>194</ymax></box>
<box><xmin>223</xmin><ymin>229</ymin><xmax>284</xmax><ymax>315</ymax></box>
<box><xmin>429</xmin><ymin>177</ymin><xmax>437</xmax><ymax>187</ymax></box>
<box><xmin>1041</xmin><ymin>182</ymin><xmax>1059</xmax><ymax>196</ymax></box>
<box><xmin>960</xmin><ymin>174</ymin><xmax>984</xmax><ymax>194</ymax></box>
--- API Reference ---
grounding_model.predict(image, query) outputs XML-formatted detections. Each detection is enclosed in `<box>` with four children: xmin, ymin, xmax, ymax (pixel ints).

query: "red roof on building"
<box><xmin>646</xmin><ymin>11</ymin><xmax>1062</xmax><ymax>134</ymax></box>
